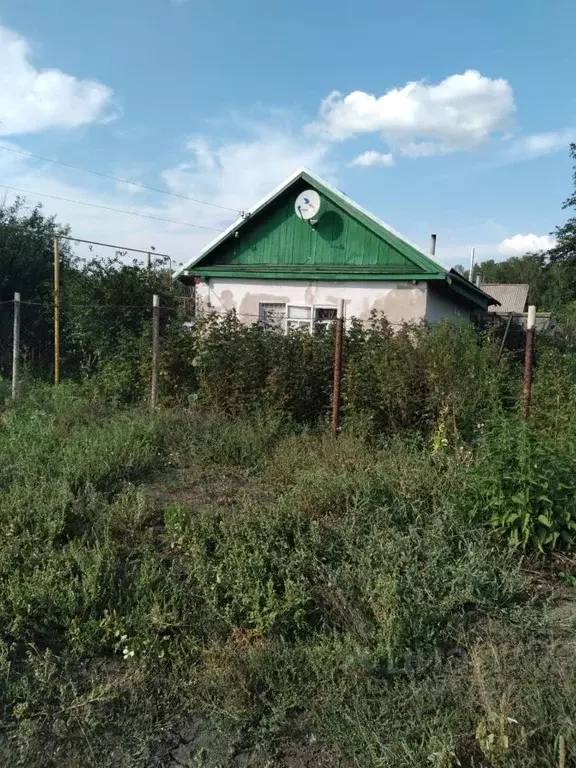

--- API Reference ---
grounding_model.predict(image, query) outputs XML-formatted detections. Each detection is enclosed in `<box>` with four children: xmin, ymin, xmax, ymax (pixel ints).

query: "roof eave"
<box><xmin>446</xmin><ymin>272</ymin><xmax>499</xmax><ymax>309</ymax></box>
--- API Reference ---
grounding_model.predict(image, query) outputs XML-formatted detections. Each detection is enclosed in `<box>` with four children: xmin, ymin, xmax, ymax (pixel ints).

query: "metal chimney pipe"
<box><xmin>430</xmin><ymin>234</ymin><xmax>437</xmax><ymax>256</ymax></box>
<box><xmin>475</xmin><ymin>274</ymin><xmax>482</xmax><ymax>288</ymax></box>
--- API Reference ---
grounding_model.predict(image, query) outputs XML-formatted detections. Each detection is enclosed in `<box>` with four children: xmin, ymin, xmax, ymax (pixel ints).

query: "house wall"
<box><xmin>425</xmin><ymin>286</ymin><xmax>472</xmax><ymax>323</ymax></box>
<box><xmin>195</xmin><ymin>277</ymin><xmax>429</xmax><ymax>324</ymax></box>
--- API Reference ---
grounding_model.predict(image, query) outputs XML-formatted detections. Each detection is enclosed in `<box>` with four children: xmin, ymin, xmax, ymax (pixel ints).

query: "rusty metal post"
<box><xmin>522</xmin><ymin>305</ymin><xmax>536</xmax><ymax>419</ymax></box>
<box><xmin>151</xmin><ymin>294</ymin><xmax>160</xmax><ymax>408</ymax></box>
<box><xmin>331</xmin><ymin>299</ymin><xmax>345</xmax><ymax>437</ymax></box>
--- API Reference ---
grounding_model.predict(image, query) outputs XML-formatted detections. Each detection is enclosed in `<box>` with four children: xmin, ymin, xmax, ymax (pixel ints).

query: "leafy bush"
<box><xmin>470</xmin><ymin>417</ymin><xmax>576</xmax><ymax>550</ymax></box>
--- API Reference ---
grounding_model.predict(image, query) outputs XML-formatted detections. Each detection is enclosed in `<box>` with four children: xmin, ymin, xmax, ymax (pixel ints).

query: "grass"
<box><xmin>0</xmin><ymin>385</ymin><xmax>575</xmax><ymax>767</ymax></box>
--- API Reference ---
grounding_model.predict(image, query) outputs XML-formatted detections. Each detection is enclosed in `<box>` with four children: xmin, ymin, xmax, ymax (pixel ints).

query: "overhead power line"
<box><xmin>0</xmin><ymin>184</ymin><xmax>223</xmax><ymax>231</ymax></box>
<box><xmin>0</xmin><ymin>145</ymin><xmax>240</xmax><ymax>214</ymax></box>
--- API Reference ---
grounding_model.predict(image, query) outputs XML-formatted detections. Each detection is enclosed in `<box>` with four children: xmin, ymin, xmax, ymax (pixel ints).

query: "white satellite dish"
<box><xmin>295</xmin><ymin>190</ymin><xmax>321</xmax><ymax>221</ymax></box>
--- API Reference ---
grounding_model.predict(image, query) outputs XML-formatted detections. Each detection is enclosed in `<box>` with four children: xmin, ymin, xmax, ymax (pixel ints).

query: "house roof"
<box><xmin>483</xmin><ymin>284</ymin><xmax>529</xmax><ymax>314</ymax></box>
<box><xmin>173</xmin><ymin>168</ymin><xmax>497</xmax><ymax>310</ymax></box>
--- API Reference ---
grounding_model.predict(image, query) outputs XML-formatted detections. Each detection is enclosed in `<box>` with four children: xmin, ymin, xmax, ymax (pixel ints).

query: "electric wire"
<box><xmin>0</xmin><ymin>145</ymin><xmax>240</xmax><ymax>214</ymax></box>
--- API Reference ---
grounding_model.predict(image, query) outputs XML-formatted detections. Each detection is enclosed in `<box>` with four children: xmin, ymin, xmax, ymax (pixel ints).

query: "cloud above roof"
<box><xmin>309</xmin><ymin>70</ymin><xmax>515</xmax><ymax>157</ymax></box>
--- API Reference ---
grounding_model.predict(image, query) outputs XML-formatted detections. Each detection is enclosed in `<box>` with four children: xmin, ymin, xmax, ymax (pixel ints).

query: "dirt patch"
<box><xmin>165</xmin><ymin>718</ymin><xmax>345</xmax><ymax>768</ymax></box>
<box><xmin>143</xmin><ymin>464</ymin><xmax>273</xmax><ymax>516</ymax></box>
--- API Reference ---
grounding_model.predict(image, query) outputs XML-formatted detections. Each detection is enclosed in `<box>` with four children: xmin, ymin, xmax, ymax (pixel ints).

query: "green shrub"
<box><xmin>470</xmin><ymin>417</ymin><xmax>576</xmax><ymax>549</ymax></box>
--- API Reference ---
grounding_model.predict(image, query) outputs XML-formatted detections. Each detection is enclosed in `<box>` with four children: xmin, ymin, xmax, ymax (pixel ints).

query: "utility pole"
<box><xmin>469</xmin><ymin>246</ymin><xmax>476</xmax><ymax>282</ymax></box>
<box><xmin>522</xmin><ymin>305</ymin><xmax>536</xmax><ymax>419</ymax></box>
<box><xmin>54</xmin><ymin>237</ymin><xmax>61</xmax><ymax>385</ymax></box>
<box><xmin>12</xmin><ymin>292</ymin><xmax>20</xmax><ymax>401</ymax></box>
<box><xmin>151</xmin><ymin>295</ymin><xmax>160</xmax><ymax>408</ymax></box>
<box><xmin>331</xmin><ymin>299</ymin><xmax>345</xmax><ymax>437</ymax></box>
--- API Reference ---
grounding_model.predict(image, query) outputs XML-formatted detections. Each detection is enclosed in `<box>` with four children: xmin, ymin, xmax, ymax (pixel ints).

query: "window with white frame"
<box><xmin>258</xmin><ymin>302</ymin><xmax>286</xmax><ymax>328</ymax></box>
<box><xmin>286</xmin><ymin>305</ymin><xmax>312</xmax><ymax>331</ymax></box>
<box><xmin>258</xmin><ymin>302</ymin><xmax>339</xmax><ymax>333</ymax></box>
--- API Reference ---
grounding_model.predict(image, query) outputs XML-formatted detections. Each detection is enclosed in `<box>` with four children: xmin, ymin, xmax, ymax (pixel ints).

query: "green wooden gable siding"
<box><xmin>202</xmin><ymin>179</ymin><xmax>428</xmax><ymax>275</ymax></box>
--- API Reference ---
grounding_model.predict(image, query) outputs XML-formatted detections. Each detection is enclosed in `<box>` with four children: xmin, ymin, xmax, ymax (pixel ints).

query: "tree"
<box><xmin>550</xmin><ymin>143</ymin><xmax>576</xmax><ymax>264</ymax></box>
<box><xmin>0</xmin><ymin>198</ymin><xmax>73</xmax><ymax>377</ymax></box>
<box><xmin>0</xmin><ymin>196</ymin><xmax>190</xmax><ymax>386</ymax></box>
<box><xmin>474</xmin><ymin>253</ymin><xmax>551</xmax><ymax>307</ymax></box>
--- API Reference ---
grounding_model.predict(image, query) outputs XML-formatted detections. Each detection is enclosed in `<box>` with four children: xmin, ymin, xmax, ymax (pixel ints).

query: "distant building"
<box><xmin>482</xmin><ymin>282</ymin><xmax>551</xmax><ymax>330</ymax></box>
<box><xmin>173</xmin><ymin>168</ymin><xmax>496</xmax><ymax>329</ymax></box>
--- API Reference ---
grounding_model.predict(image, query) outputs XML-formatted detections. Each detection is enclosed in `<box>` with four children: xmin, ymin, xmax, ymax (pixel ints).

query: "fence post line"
<box><xmin>522</xmin><ymin>305</ymin><xmax>536</xmax><ymax>420</ymax></box>
<box><xmin>151</xmin><ymin>294</ymin><xmax>160</xmax><ymax>408</ymax></box>
<box><xmin>53</xmin><ymin>236</ymin><xmax>61</xmax><ymax>385</ymax></box>
<box><xmin>331</xmin><ymin>299</ymin><xmax>345</xmax><ymax>437</ymax></box>
<box><xmin>12</xmin><ymin>292</ymin><xmax>21</xmax><ymax>401</ymax></box>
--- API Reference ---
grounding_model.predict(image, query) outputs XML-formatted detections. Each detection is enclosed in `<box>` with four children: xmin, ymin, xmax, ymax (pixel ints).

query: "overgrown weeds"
<box><xmin>1</xmin><ymin>383</ymin><xmax>575</xmax><ymax>766</ymax></box>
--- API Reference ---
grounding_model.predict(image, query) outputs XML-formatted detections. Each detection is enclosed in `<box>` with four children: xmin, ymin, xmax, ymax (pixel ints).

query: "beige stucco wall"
<box><xmin>195</xmin><ymin>278</ymin><xmax>429</xmax><ymax>324</ymax></box>
<box><xmin>195</xmin><ymin>278</ymin><xmax>473</xmax><ymax>325</ymax></box>
<box><xmin>425</xmin><ymin>286</ymin><xmax>472</xmax><ymax>323</ymax></box>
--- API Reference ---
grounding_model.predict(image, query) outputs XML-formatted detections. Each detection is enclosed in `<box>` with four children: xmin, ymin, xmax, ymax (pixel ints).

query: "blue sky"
<box><xmin>1</xmin><ymin>0</ymin><xmax>575</xmax><ymax>267</ymax></box>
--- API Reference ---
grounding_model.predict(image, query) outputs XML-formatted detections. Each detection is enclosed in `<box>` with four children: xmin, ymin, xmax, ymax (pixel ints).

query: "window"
<box><xmin>259</xmin><ymin>302</ymin><xmax>286</xmax><ymax>329</ymax></box>
<box><xmin>314</xmin><ymin>306</ymin><xmax>337</xmax><ymax>330</ymax></box>
<box><xmin>286</xmin><ymin>305</ymin><xmax>312</xmax><ymax>331</ymax></box>
<box><xmin>259</xmin><ymin>302</ymin><xmax>338</xmax><ymax>333</ymax></box>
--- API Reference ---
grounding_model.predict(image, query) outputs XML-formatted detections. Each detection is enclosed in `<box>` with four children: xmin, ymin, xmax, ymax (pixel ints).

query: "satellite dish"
<box><xmin>295</xmin><ymin>190</ymin><xmax>321</xmax><ymax>221</ymax></box>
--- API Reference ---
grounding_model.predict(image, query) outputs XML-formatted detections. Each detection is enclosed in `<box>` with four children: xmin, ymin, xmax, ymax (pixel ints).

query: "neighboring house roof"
<box><xmin>483</xmin><ymin>284</ymin><xmax>529</xmax><ymax>314</ymax></box>
<box><xmin>173</xmin><ymin>167</ymin><xmax>497</xmax><ymax>311</ymax></box>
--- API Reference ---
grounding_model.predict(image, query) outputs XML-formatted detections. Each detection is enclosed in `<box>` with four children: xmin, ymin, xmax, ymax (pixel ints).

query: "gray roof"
<box><xmin>483</xmin><ymin>283</ymin><xmax>529</xmax><ymax>313</ymax></box>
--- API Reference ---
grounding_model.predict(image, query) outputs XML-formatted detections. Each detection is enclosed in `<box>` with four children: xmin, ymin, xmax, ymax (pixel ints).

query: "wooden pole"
<box><xmin>12</xmin><ymin>292</ymin><xmax>21</xmax><ymax>401</ymax></box>
<box><xmin>54</xmin><ymin>237</ymin><xmax>60</xmax><ymax>385</ymax></box>
<box><xmin>331</xmin><ymin>299</ymin><xmax>345</xmax><ymax>437</ymax></box>
<box><xmin>151</xmin><ymin>294</ymin><xmax>160</xmax><ymax>408</ymax></box>
<box><xmin>522</xmin><ymin>305</ymin><xmax>536</xmax><ymax>420</ymax></box>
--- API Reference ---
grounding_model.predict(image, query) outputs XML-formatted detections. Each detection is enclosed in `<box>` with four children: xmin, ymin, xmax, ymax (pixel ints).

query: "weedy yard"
<box><xmin>1</xmin><ymin>357</ymin><xmax>576</xmax><ymax>767</ymax></box>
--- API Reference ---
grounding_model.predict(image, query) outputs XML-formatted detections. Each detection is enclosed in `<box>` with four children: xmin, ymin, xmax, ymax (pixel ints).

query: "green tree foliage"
<box><xmin>0</xmin><ymin>197</ymin><xmax>194</xmax><ymax>396</ymax></box>
<box><xmin>0</xmin><ymin>199</ymin><xmax>73</xmax><ymax>375</ymax></box>
<box><xmin>550</xmin><ymin>142</ymin><xmax>576</xmax><ymax>263</ymax></box>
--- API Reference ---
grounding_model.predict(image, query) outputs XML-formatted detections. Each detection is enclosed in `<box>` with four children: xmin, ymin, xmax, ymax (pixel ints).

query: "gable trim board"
<box><xmin>173</xmin><ymin>168</ymin><xmax>497</xmax><ymax>312</ymax></box>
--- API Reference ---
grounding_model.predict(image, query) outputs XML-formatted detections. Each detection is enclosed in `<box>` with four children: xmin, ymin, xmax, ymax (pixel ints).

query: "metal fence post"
<box><xmin>522</xmin><ymin>305</ymin><xmax>536</xmax><ymax>419</ymax></box>
<box><xmin>12</xmin><ymin>292</ymin><xmax>21</xmax><ymax>401</ymax></box>
<box><xmin>151</xmin><ymin>295</ymin><xmax>160</xmax><ymax>408</ymax></box>
<box><xmin>331</xmin><ymin>299</ymin><xmax>345</xmax><ymax>437</ymax></box>
<box><xmin>54</xmin><ymin>236</ymin><xmax>61</xmax><ymax>385</ymax></box>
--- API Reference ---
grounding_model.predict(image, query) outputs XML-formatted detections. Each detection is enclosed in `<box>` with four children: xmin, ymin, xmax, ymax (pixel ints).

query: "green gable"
<box><xmin>176</xmin><ymin>170</ymin><xmax>493</xmax><ymax>310</ymax></box>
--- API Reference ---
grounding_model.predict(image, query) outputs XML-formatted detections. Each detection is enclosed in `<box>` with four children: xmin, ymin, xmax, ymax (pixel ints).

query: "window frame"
<box><xmin>284</xmin><ymin>303</ymin><xmax>338</xmax><ymax>333</ymax></box>
<box><xmin>258</xmin><ymin>302</ymin><xmax>287</xmax><ymax>329</ymax></box>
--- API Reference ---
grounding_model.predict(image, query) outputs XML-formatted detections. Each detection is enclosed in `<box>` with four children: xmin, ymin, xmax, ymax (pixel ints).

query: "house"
<box><xmin>482</xmin><ymin>283</ymin><xmax>551</xmax><ymax>331</ymax></box>
<box><xmin>484</xmin><ymin>283</ymin><xmax>529</xmax><ymax>315</ymax></box>
<box><xmin>173</xmin><ymin>169</ymin><xmax>497</xmax><ymax>329</ymax></box>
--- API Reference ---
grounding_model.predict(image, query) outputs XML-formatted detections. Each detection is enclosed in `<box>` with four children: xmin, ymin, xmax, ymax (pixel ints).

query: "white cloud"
<box><xmin>0</xmin><ymin>23</ymin><xmax>114</xmax><ymax>136</ymax></box>
<box><xmin>497</xmin><ymin>233</ymin><xmax>556</xmax><ymax>256</ymax></box>
<box><xmin>349</xmin><ymin>150</ymin><xmax>394</xmax><ymax>167</ymax></box>
<box><xmin>163</xmin><ymin>130</ymin><xmax>332</xmax><ymax>216</ymax></box>
<box><xmin>507</xmin><ymin>129</ymin><xmax>575</xmax><ymax>159</ymax></box>
<box><xmin>310</xmin><ymin>70</ymin><xmax>515</xmax><ymax>156</ymax></box>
